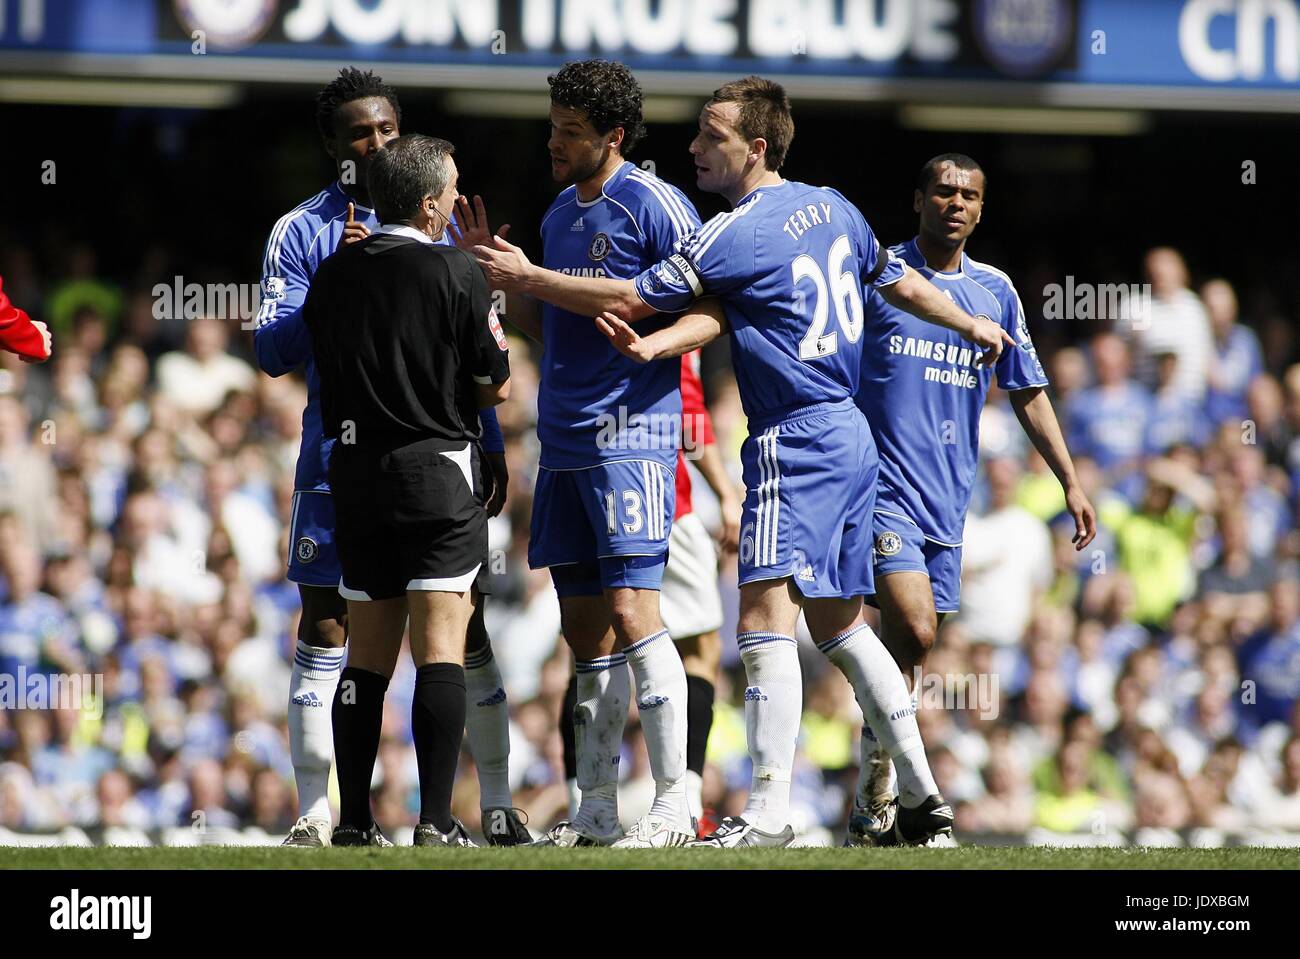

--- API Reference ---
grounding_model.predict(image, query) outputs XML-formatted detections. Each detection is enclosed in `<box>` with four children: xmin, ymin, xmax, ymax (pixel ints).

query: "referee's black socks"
<box><xmin>412</xmin><ymin>662</ymin><xmax>467</xmax><ymax>833</ymax></box>
<box><xmin>333</xmin><ymin>666</ymin><xmax>390</xmax><ymax>830</ymax></box>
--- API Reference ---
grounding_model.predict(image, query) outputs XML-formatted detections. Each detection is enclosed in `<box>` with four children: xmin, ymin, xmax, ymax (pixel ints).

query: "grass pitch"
<box><xmin>3</xmin><ymin>845</ymin><xmax>1298</xmax><ymax>870</ymax></box>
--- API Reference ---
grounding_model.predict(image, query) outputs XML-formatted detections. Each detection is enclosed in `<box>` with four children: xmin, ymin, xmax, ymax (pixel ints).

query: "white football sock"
<box><xmin>463</xmin><ymin>642</ymin><xmax>512</xmax><ymax>810</ymax></box>
<box><xmin>288</xmin><ymin>640</ymin><xmax>344</xmax><ymax>822</ymax></box>
<box><xmin>737</xmin><ymin>632</ymin><xmax>802</xmax><ymax>833</ymax></box>
<box><xmin>622</xmin><ymin>629</ymin><xmax>690</xmax><ymax>826</ymax></box>
<box><xmin>818</xmin><ymin>624</ymin><xmax>938</xmax><ymax>808</ymax></box>
<box><xmin>571</xmin><ymin>654</ymin><xmax>629</xmax><ymax>837</ymax></box>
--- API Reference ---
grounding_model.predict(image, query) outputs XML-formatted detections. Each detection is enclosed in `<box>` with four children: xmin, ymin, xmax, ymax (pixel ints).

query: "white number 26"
<box><xmin>793</xmin><ymin>233</ymin><xmax>864</xmax><ymax>361</ymax></box>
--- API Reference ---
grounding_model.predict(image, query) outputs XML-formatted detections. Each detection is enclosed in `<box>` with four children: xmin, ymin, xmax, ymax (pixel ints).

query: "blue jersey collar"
<box><xmin>735</xmin><ymin>178</ymin><xmax>786</xmax><ymax>207</ymax></box>
<box><xmin>575</xmin><ymin>161</ymin><xmax>633</xmax><ymax>208</ymax></box>
<box><xmin>909</xmin><ymin>237</ymin><xmax>965</xmax><ymax>279</ymax></box>
<box><xmin>332</xmin><ymin>181</ymin><xmax>375</xmax><ymax>216</ymax></box>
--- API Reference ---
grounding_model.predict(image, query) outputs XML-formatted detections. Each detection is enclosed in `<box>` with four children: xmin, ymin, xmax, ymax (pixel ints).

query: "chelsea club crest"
<box><xmin>875</xmin><ymin>531</ymin><xmax>903</xmax><ymax>557</ymax></box>
<box><xmin>588</xmin><ymin>233</ymin><xmax>611</xmax><ymax>261</ymax></box>
<box><xmin>295</xmin><ymin>536</ymin><xmax>319</xmax><ymax>564</ymax></box>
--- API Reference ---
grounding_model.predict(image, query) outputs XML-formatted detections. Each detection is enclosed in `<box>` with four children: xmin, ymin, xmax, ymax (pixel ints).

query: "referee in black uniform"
<box><xmin>303</xmin><ymin>134</ymin><xmax>511</xmax><ymax>847</ymax></box>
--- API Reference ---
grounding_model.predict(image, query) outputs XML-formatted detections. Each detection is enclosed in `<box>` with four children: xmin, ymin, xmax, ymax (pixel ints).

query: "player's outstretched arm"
<box><xmin>0</xmin><ymin>276</ymin><xmax>52</xmax><ymax>362</ymax></box>
<box><xmin>473</xmin><ymin>234</ymin><xmax>653</xmax><ymax>322</ymax></box>
<box><xmin>879</xmin><ymin>265</ymin><xmax>1015</xmax><ymax>367</ymax></box>
<box><xmin>1010</xmin><ymin>387</ymin><xmax>1097</xmax><ymax>550</ymax></box>
<box><xmin>594</xmin><ymin>298</ymin><xmax>728</xmax><ymax>363</ymax></box>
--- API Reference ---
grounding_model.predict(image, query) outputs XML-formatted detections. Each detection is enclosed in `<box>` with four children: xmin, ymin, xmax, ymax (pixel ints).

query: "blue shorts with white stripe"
<box><xmin>529</xmin><ymin>459</ymin><xmax>675</xmax><ymax>595</ymax></box>
<box><xmin>737</xmin><ymin>398</ymin><xmax>877</xmax><ymax>599</ymax></box>
<box><xmin>287</xmin><ymin>490</ymin><xmax>340</xmax><ymax>588</ymax></box>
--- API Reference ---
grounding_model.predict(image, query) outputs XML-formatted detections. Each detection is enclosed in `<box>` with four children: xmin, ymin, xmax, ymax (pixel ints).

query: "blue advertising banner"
<box><xmin>1</xmin><ymin>1</ymin><xmax>1298</xmax><ymax>107</ymax></box>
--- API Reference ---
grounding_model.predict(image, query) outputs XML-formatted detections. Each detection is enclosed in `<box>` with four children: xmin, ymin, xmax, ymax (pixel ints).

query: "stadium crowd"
<box><xmin>2</xmin><ymin>237</ymin><xmax>1299</xmax><ymax>847</ymax></box>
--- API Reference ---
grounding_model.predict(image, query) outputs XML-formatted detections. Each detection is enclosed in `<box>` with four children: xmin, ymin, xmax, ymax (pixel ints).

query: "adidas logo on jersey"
<box><xmin>292</xmin><ymin>691</ymin><xmax>324</xmax><ymax>708</ymax></box>
<box><xmin>570</xmin><ymin>216</ymin><xmax>585</xmax><ymax>231</ymax></box>
<box><xmin>797</xmin><ymin>565</ymin><xmax>816</xmax><ymax>582</ymax></box>
<box><xmin>744</xmin><ymin>686</ymin><xmax>768</xmax><ymax>702</ymax></box>
<box><xmin>639</xmin><ymin>695</ymin><xmax>670</xmax><ymax>710</ymax></box>
<box><xmin>476</xmin><ymin>687</ymin><xmax>507</xmax><ymax>707</ymax></box>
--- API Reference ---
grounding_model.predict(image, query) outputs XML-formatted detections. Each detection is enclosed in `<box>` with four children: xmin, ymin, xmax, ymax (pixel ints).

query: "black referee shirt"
<box><xmin>303</xmin><ymin>225</ymin><xmax>510</xmax><ymax>456</ymax></box>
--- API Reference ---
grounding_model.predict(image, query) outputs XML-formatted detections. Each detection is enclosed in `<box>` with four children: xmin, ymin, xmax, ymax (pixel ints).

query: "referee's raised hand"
<box><xmin>338</xmin><ymin>201</ymin><xmax>370</xmax><ymax>250</ymax></box>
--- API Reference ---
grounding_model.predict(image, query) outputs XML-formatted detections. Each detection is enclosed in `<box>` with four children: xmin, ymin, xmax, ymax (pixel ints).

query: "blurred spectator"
<box><xmin>1065</xmin><ymin>332</ymin><xmax>1150</xmax><ymax>478</ymax></box>
<box><xmin>0</xmin><ymin>394</ymin><xmax>60</xmax><ymax>553</ymax></box>
<box><xmin>959</xmin><ymin>456</ymin><xmax>1053</xmax><ymax>654</ymax></box>
<box><xmin>1203</xmin><ymin>278</ymin><xmax>1263</xmax><ymax>429</ymax></box>
<box><xmin>155</xmin><ymin>317</ymin><xmax>255</xmax><ymax>417</ymax></box>
<box><xmin>1127</xmin><ymin>247</ymin><xmax>1213</xmax><ymax>401</ymax></box>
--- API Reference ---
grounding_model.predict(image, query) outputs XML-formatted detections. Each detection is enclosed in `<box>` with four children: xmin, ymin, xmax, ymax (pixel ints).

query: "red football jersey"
<box><xmin>676</xmin><ymin>349</ymin><xmax>715</xmax><ymax>519</ymax></box>
<box><xmin>0</xmin><ymin>275</ymin><xmax>48</xmax><ymax>361</ymax></box>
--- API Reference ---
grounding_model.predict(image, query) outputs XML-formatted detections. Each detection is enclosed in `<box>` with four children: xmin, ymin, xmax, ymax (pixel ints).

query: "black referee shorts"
<box><xmin>330</xmin><ymin>439</ymin><xmax>487</xmax><ymax>601</ymax></box>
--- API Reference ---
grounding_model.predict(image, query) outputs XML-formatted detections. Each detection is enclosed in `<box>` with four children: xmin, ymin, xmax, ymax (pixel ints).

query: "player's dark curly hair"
<box><xmin>547</xmin><ymin>60</ymin><xmax>646</xmax><ymax>154</ymax></box>
<box><xmin>917</xmin><ymin>153</ymin><xmax>986</xmax><ymax>194</ymax></box>
<box><xmin>315</xmin><ymin>67</ymin><xmax>402</xmax><ymax>142</ymax></box>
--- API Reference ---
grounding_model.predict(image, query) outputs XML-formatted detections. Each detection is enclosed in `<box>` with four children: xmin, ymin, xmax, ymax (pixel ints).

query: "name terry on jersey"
<box><xmin>781</xmin><ymin>202</ymin><xmax>834</xmax><ymax>243</ymax></box>
<box><xmin>889</xmin><ymin>333</ymin><xmax>981</xmax><ymax>389</ymax></box>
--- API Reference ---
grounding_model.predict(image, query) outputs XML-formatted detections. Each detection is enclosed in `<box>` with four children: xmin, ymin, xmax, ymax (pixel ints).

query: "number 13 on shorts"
<box><xmin>606</xmin><ymin>488</ymin><xmax>646</xmax><ymax>535</ymax></box>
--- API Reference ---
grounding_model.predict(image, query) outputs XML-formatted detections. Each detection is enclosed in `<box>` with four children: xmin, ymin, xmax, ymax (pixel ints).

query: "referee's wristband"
<box><xmin>478</xmin><ymin>407</ymin><xmax>505</xmax><ymax>454</ymax></box>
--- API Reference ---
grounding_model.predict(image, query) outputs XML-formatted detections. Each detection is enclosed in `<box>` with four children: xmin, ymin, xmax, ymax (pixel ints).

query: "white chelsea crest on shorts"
<box><xmin>295</xmin><ymin>536</ymin><xmax>319</xmax><ymax>564</ymax></box>
<box><xmin>875</xmin><ymin>530</ymin><xmax>903</xmax><ymax>557</ymax></box>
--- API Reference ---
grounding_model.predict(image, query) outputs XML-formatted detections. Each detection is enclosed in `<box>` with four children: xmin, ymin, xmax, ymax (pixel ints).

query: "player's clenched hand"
<box><xmin>452</xmin><ymin>195</ymin><xmax>504</xmax><ymax>253</ymax></box>
<box><xmin>338</xmin><ymin>201</ymin><xmax>370</xmax><ymax>250</ymax></box>
<box><xmin>595</xmin><ymin>312</ymin><xmax>656</xmax><ymax>363</ymax></box>
<box><xmin>484</xmin><ymin>451</ymin><xmax>509</xmax><ymax>518</ymax></box>
<box><xmin>1066</xmin><ymin>485</ymin><xmax>1097</xmax><ymax>551</ymax></box>
<box><xmin>471</xmin><ymin>232</ymin><xmax>529</xmax><ymax>292</ymax></box>
<box><xmin>19</xmin><ymin>320</ymin><xmax>52</xmax><ymax>363</ymax></box>
<box><xmin>970</xmin><ymin>316</ymin><xmax>1016</xmax><ymax>368</ymax></box>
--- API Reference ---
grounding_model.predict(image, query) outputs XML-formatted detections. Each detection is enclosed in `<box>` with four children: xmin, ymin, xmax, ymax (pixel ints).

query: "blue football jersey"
<box><xmin>856</xmin><ymin>239</ymin><xmax>1048</xmax><ymax>545</ymax></box>
<box><xmin>634</xmin><ymin>180</ymin><xmax>904</xmax><ymax>423</ymax></box>
<box><xmin>538</xmin><ymin>161</ymin><xmax>700</xmax><ymax>470</ymax></box>
<box><xmin>254</xmin><ymin>182</ymin><xmax>500</xmax><ymax>492</ymax></box>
